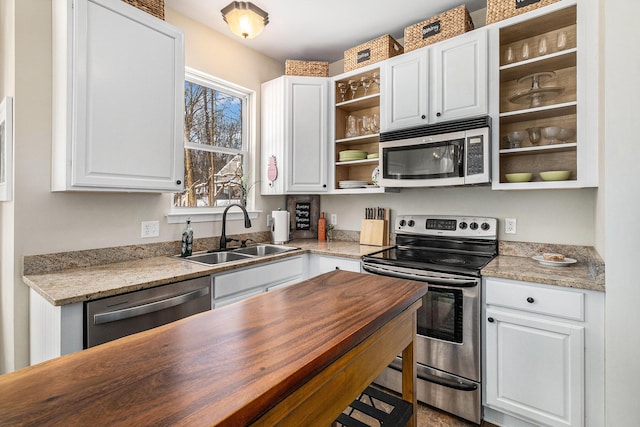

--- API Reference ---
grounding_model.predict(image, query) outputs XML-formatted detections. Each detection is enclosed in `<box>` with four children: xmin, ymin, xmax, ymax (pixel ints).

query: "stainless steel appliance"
<box><xmin>362</xmin><ymin>214</ymin><xmax>498</xmax><ymax>424</ymax></box>
<box><xmin>379</xmin><ymin>116</ymin><xmax>491</xmax><ymax>188</ymax></box>
<box><xmin>85</xmin><ymin>276</ymin><xmax>211</xmax><ymax>348</ymax></box>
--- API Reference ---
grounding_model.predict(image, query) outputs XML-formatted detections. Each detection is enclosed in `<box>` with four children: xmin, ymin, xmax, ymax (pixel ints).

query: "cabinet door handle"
<box><xmin>436</xmin><ymin>112</ymin><xmax>442</xmax><ymax>117</ymax></box>
<box><xmin>487</xmin><ymin>317</ymin><xmax>494</xmax><ymax>323</ymax></box>
<box><xmin>527</xmin><ymin>297</ymin><xmax>535</xmax><ymax>303</ymax></box>
<box><xmin>421</xmin><ymin>114</ymin><xmax>426</xmax><ymax>119</ymax></box>
<box><xmin>176</xmin><ymin>180</ymin><xmax>182</xmax><ymax>185</ymax></box>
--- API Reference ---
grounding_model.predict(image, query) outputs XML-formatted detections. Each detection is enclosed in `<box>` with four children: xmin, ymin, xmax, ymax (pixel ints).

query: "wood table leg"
<box><xmin>401</xmin><ymin>310</ymin><xmax>418</xmax><ymax>427</ymax></box>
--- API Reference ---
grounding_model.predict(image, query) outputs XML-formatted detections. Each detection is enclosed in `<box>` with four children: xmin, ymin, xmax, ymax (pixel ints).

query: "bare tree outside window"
<box><xmin>174</xmin><ymin>75</ymin><xmax>248</xmax><ymax>208</ymax></box>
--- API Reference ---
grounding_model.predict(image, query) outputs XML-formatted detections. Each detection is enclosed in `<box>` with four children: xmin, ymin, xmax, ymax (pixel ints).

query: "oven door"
<box><xmin>362</xmin><ymin>262</ymin><xmax>481</xmax><ymax>381</ymax></box>
<box><xmin>379</xmin><ymin>131</ymin><xmax>465</xmax><ymax>187</ymax></box>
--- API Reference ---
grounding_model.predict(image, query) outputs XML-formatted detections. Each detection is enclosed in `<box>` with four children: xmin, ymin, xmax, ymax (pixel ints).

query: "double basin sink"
<box><xmin>179</xmin><ymin>244</ymin><xmax>299</xmax><ymax>266</ymax></box>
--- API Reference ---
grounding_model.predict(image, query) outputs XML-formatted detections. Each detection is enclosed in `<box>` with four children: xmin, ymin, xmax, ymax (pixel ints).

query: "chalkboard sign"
<box><xmin>295</xmin><ymin>202</ymin><xmax>311</xmax><ymax>230</ymax></box>
<box><xmin>422</xmin><ymin>20</ymin><xmax>442</xmax><ymax>39</ymax></box>
<box><xmin>515</xmin><ymin>0</ymin><xmax>540</xmax><ymax>9</ymax></box>
<box><xmin>286</xmin><ymin>195</ymin><xmax>320</xmax><ymax>240</ymax></box>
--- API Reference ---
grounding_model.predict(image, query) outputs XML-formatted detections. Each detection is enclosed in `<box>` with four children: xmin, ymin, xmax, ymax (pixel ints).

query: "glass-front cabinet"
<box><xmin>491</xmin><ymin>0</ymin><xmax>599</xmax><ymax>189</ymax></box>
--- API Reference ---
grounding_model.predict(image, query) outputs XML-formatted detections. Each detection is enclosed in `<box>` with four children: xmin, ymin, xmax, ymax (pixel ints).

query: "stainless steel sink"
<box><xmin>182</xmin><ymin>251</ymin><xmax>253</xmax><ymax>265</ymax></box>
<box><xmin>178</xmin><ymin>244</ymin><xmax>298</xmax><ymax>266</ymax></box>
<box><xmin>232</xmin><ymin>244</ymin><xmax>298</xmax><ymax>257</ymax></box>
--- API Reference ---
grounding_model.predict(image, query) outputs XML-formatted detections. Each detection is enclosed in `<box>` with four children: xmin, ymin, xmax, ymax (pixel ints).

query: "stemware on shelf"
<box><xmin>507</xmin><ymin>131</ymin><xmax>527</xmax><ymax>148</ymax></box>
<box><xmin>360</xmin><ymin>76</ymin><xmax>372</xmax><ymax>96</ymax></box>
<box><xmin>526</xmin><ymin>127</ymin><xmax>542</xmax><ymax>145</ymax></box>
<box><xmin>504</xmin><ymin>46</ymin><xmax>515</xmax><ymax>64</ymax></box>
<box><xmin>348</xmin><ymin>79</ymin><xmax>359</xmax><ymax>100</ymax></box>
<box><xmin>372</xmin><ymin>72</ymin><xmax>380</xmax><ymax>89</ymax></box>
<box><xmin>521</xmin><ymin>42</ymin><xmax>530</xmax><ymax>60</ymax></box>
<box><xmin>360</xmin><ymin>115</ymin><xmax>373</xmax><ymax>135</ymax></box>
<box><xmin>542</xmin><ymin>126</ymin><xmax>561</xmax><ymax>144</ymax></box>
<box><xmin>372</xmin><ymin>113</ymin><xmax>380</xmax><ymax>133</ymax></box>
<box><xmin>337</xmin><ymin>82</ymin><xmax>348</xmax><ymax>102</ymax></box>
<box><xmin>557</xmin><ymin>128</ymin><xmax>576</xmax><ymax>144</ymax></box>
<box><xmin>538</xmin><ymin>37</ymin><xmax>548</xmax><ymax>56</ymax></box>
<box><xmin>345</xmin><ymin>115</ymin><xmax>358</xmax><ymax>138</ymax></box>
<box><xmin>557</xmin><ymin>31</ymin><xmax>567</xmax><ymax>50</ymax></box>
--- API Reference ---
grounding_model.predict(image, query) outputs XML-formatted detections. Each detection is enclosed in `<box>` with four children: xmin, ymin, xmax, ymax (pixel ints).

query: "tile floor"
<box><xmin>417</xmin><ymin>402</ymin><xmax>497</xmax><ymax>427</ymax></box>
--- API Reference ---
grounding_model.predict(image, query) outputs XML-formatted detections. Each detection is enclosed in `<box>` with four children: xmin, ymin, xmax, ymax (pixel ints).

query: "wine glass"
<box><xmin>372</xmin><ymin>113</ymin><xmax>380</xmax><ymax>133</ymax></box>
<box><xmin>521</xmin><ymin>42</ymin><xmax>530</xmax><ymax>60</ymax></box>
<box><xmin>337</xmin><ymin>82</ymin><xmax>348</xmax><ymax>102</ymax></box>
<box><xmin>542</xmin><ymin>126</ymin><xmax>561</xmax><ymax>145</ymax></box>
<box><xmin>345</xmin><ymin>115</ymin><xmax>358</xmax><ymax>138</ymax></box>
<box><xmin>348</xmin><ymin>79</ymin><xmax>359</xmax><ymax>100</ymax></box>
<box><xmin>372</xmin><ymin>72</ymin><xmax>380</xmax><ymax>89</ymax></box>
<box><xmin>361</xmin><ymin>115</ymin><xmax>372</xmax><ymax>135</ymax></box>
<box><xmin>557</xmin><ymin>31</ymin><xmax>567</xmax><ymax>50</ymax></box>
<box><xmin>504</xmin><ymin>46</ymin><xmax>515</xmax><ymax>64</ymax></box>
<box><xmin>507</xmin><ymin>131</ymin><xmax>527</xmax><ymax>149</ymax></box>
<box><xmin>526</xmin><ymin>127</ymin><xmax>542</xmax><ymax>146</ymax></box>
<box><xmin>538</xmin><ymin>37</ymin><xmax>548</xmax><ymax>56</ymax></box>
<box><xmin>557</xmin><ymin>128</ymin><xmax>575</xmax><ymax>144</ymax></box>
<box><xmin>360</xmin><ymin>76</ymin><xmax>372</xmax><ymax>96</ymax></box>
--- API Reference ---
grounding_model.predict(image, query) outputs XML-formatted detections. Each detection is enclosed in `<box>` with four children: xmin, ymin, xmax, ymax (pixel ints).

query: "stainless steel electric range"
<box><xmin>361</xmin><ymin>214</ymin><xmax>498</xmax><ymax>424</ymax></box>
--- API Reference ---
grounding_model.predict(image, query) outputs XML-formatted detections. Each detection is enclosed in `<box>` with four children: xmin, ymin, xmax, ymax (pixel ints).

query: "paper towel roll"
<box><xmin>272</xmin><ymin>210</ymin><xmax>290</xmax><ymax>244</ymax></box>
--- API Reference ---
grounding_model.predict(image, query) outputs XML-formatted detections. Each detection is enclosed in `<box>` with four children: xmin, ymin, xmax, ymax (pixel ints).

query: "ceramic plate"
<box><xmin>532</xmin><ymin>255</ymin><xmax>577</xmax><ymax>267</ymax></box>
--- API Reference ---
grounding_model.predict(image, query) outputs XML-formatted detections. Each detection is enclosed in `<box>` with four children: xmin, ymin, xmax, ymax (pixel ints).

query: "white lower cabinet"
<box><xmin>212</xmin><ymin>256</ymin><xmax>304</xmax><ymax>307</ymax></box>
<box><xmin>307</xmin><ymin>255</ymin><xmax>361</xmax><ymax>278</ymax></box>
<box><xmin>483</xmin><ymin>277</ymin><xmax>604</xmax><ymax>427</ymax></box>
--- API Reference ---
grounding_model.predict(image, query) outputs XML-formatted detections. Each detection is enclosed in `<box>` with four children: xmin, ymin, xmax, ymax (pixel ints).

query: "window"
<box><xmin>173</xmin><ymin>68</ymin><xmax>252</xmax><ymax>213</ymax></box>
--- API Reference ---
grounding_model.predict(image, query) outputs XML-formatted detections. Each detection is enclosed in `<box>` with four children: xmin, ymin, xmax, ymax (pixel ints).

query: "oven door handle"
<box><xmin>93</xmin><ymin>286</ymin><xmax>210</xmax><ymax>325</ymax></box>
<box><xmin>362</xmin><ymin>263</ymin><xmax>478</xmax><ymax>287</ymax></box>
<box><xmin>389</xmin><ymin>358</ymin><xmax>478</xmax><ymax>392</ymax></box>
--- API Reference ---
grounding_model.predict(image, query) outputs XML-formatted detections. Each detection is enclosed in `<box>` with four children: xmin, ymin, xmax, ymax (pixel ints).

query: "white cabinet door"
<box><xmin>308</xmin><ymin>255</ymin><xmax>361</xmax><ymax>278</ymax></box>
<box><xmin>260</xmin><ymin>76</ymin><xmax>328</xmax><ymax>195</ymax></box>
<box><xmin>431</xmin><ymin>30</ymin><xmax>488</xmax><ymax>122</ymax></box>
<box><xmin>485</xmin><ymin>308</ymin><xmax>584</xmax><ymax>427</ymax></box>
<box><xmin>381</xmin><ymin>50</ymin><xmax>429</xmax><ymax>132</ymax></box>
<box><xmin>286</xmin><ymin>77</ymin><xmax>328</xmax><ymax>193</ymax></box>
<box><xmin>52</xmin><ymin>0</ymin><xmax>184</xmax><ymax>192</ymax></box>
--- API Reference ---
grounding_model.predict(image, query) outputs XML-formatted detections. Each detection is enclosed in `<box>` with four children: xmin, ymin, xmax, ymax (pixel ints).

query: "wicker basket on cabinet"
<box><xmin>404</xmin><ymin>5</ymin><xmax>474</xmax><ymax>52</ymax></box>
<box><xmin>344</xmin><ymin>34</ymin><xmax>403</xmax><ymax>72</ymax></box>
<box><xmin>285</xmin><ymin>60</ymin><xmax>329</xmax><ymax>77</ymax></box>
<box><xmin>486</xmin><ymin>0</ymin><xmax>561</xmax><ymax>24</ymax></box>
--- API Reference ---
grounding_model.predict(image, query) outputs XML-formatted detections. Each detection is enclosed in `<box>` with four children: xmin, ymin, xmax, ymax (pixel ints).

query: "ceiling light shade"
<box><xmin>221</xmin><ymin>1</ymin><xmax>269</xmax><ymax>40</ymax></box>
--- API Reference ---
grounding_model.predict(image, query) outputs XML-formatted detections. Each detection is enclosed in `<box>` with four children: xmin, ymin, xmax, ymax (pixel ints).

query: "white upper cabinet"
<box><xmin>261</xmin><ymin>76</ymin><xmax>329</xmax><ymax>195</ymax></box>
<box><xmin>381</xmin><ymin>29</ymin><xmax>488</xmax><ymax>132</ymax></box>
<box><xmin>52</xmin><ymin>0</ymin><xmax>185</xmax><ymax>192</ymax></box>
<box><xmin>431</xmin><ymin>30</ymin><xmax>488</xmax><ymax>122</ymax></box>
<box><xmin>380</xmin><ymin>50</ymin><xmax>429</xmax><ymax>132</ymax></box>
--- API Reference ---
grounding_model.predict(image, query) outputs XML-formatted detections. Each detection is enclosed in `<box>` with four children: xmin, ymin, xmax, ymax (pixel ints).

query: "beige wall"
<box><xmin>1</xmin><ymin>2</ymin><xmax>284</xmax><ymax>372</ymax></box>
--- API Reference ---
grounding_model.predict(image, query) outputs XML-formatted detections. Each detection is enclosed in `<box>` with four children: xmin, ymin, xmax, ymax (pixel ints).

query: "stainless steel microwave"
<box><xmin>379</xmin><ymin>116</ymin><xmax>491</xmax><ymax>188</ymax></box>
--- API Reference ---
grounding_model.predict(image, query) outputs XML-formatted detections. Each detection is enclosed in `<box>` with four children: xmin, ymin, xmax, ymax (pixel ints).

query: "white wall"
<box><xmin>1</xmin><ymin>2</ymin><xmax>285</xmax><ymax>372</ymax></box>
<box><xmin>604</xmin><ymin>2</ymin><xmax>640</xmax><ymax>424</ymax></box>
<box><xmin>322</xmin><ymin>187</ymin><xmax>595</xmax><ymax>244</ymax></box>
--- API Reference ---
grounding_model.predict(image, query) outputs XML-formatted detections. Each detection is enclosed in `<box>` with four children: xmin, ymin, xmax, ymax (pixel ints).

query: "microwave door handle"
<box><xmin>93</xmin><ymin>286</ymin><xmax>210</xmax><ymax>325</ymax></box>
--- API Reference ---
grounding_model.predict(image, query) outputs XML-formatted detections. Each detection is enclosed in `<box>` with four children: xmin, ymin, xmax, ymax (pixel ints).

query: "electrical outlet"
<box><xmin>267</xmin><ymin>214</ymin><xmax>272</xmax><ymax>227</ymax></box>
<box><xmin>330</xmin><ymin>214</ymin><xmax>338</xmax><ymax>226</ymax></box>
<box><xmin>505</xmin><ymin>218</ymin><xmax>517</xmax><ymax>234</ymax></box>
<box><xmin>141</xmin><ymin>220</ymin><xmax>160</xmax><ymax>238</ymax></box>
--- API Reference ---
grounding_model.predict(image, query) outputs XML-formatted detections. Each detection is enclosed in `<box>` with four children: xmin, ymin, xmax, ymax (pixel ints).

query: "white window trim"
<box><xmin>168</xmin><ymin>67</ymin><xmax>258</xmax><ymax>223</ymax></box>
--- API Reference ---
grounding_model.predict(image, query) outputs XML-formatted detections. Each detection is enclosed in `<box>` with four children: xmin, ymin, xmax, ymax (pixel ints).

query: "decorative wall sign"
<box><xmin>286</xmin><ymin>195</ymin><xmax>320</xmax><ymax>239</ymax></box>
<box><xmin>0</xmin><ymin>97</ymin><xmax>13</xmax><ymax>202</ymax></box>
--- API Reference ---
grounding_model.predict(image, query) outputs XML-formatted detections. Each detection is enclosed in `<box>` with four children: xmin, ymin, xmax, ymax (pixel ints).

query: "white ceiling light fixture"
<box><xmin>221</xmin><ymin>1</ymin><xmax>269</xmax><ymax>40</ymax></box>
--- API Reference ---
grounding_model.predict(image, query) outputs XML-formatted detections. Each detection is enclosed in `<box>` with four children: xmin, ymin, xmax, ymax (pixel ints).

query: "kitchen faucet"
<box><xmin>219</xmin><ymin>203</ymin><xmax>252</xmax><ymax>250</ymax></box>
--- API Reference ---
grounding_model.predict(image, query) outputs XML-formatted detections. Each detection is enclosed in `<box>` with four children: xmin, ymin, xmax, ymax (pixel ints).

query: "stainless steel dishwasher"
<box><xmin>85</xmin><ymin>276</ymin><xmax>211</xmax><ymax>348</ymax></box>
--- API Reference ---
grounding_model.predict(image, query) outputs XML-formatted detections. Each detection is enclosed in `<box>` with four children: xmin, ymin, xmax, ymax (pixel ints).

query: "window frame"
<box><xmin>168</xmin><ymin>67</ymin><xmax>258</xmax><ymax>224</ymax></box>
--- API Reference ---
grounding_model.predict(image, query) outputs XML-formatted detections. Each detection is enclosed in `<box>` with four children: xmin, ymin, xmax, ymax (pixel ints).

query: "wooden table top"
<box><xmin>0</xmin><ymin>270</ymin><xmax>428</xmax><ymax>426</ymax></box>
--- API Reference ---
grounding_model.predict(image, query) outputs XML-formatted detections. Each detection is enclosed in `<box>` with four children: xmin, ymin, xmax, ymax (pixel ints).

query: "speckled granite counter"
<box><xmin>481</xmin><ymin>241</ymin><xmax>605</xmax><ymax>292</ymax></box>
<box><xmin>23</xmin><ymin>240</ymin><xmax>389</xmax><ymax>306</ymax></box>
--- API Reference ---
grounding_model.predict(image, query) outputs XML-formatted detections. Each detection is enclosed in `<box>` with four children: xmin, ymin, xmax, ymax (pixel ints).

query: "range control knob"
<box><xmin>459</xmin><ymin>221</ymin><xmax>468</xmax><ymax>230</ymax></box>
<box><xmin>470</xmin><ymin>222</ymin><xmax>479</xmax><ymax>230</ymax></box>
<box><xmin>407</xmin><ymin>220</ymin><xmax>415</xmax><ymax>227</ymax></box>
<box><xmin>481</xmin><ymin>222</ymin><xmax>491</xmax><ymax>231</ymax></box>
<box><xmin>399</xmin><ymin>219</ymin><xmax>407</xmax><ymax>227</ymax></box>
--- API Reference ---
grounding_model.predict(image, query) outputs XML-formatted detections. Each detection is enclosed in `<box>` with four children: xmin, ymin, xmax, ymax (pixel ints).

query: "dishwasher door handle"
<box><xmin>94</xmin><ymin>286</ymin><xmax>210</xmax><ymax>325</ymax></box>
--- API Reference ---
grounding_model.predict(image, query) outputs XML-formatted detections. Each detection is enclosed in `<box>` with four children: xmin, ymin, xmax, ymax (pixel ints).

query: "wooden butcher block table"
<box><xmin>0</xmin><ymin>270</ymin><xmax>427</xmax><ymax>426</ymax></box>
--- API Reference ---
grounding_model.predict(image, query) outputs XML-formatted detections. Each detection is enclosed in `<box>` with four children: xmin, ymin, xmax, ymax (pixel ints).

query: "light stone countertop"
<box><xmin>23</xmin><ymin>240</ymin><xmax>389</xmax><ymax>306</ymax></box>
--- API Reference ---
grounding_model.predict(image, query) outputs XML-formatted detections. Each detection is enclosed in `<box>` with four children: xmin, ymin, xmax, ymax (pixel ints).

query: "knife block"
<box><xmin>360</xmin><ymin>219</ymin><xmax>388</xmax><ymax>246</ymax></box>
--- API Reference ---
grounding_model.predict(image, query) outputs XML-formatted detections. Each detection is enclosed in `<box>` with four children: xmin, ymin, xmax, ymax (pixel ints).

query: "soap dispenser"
<box><xmin>181</xmin><ymin>218</ymin><xmax>193</xmax><ymax>257</ymax></box>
